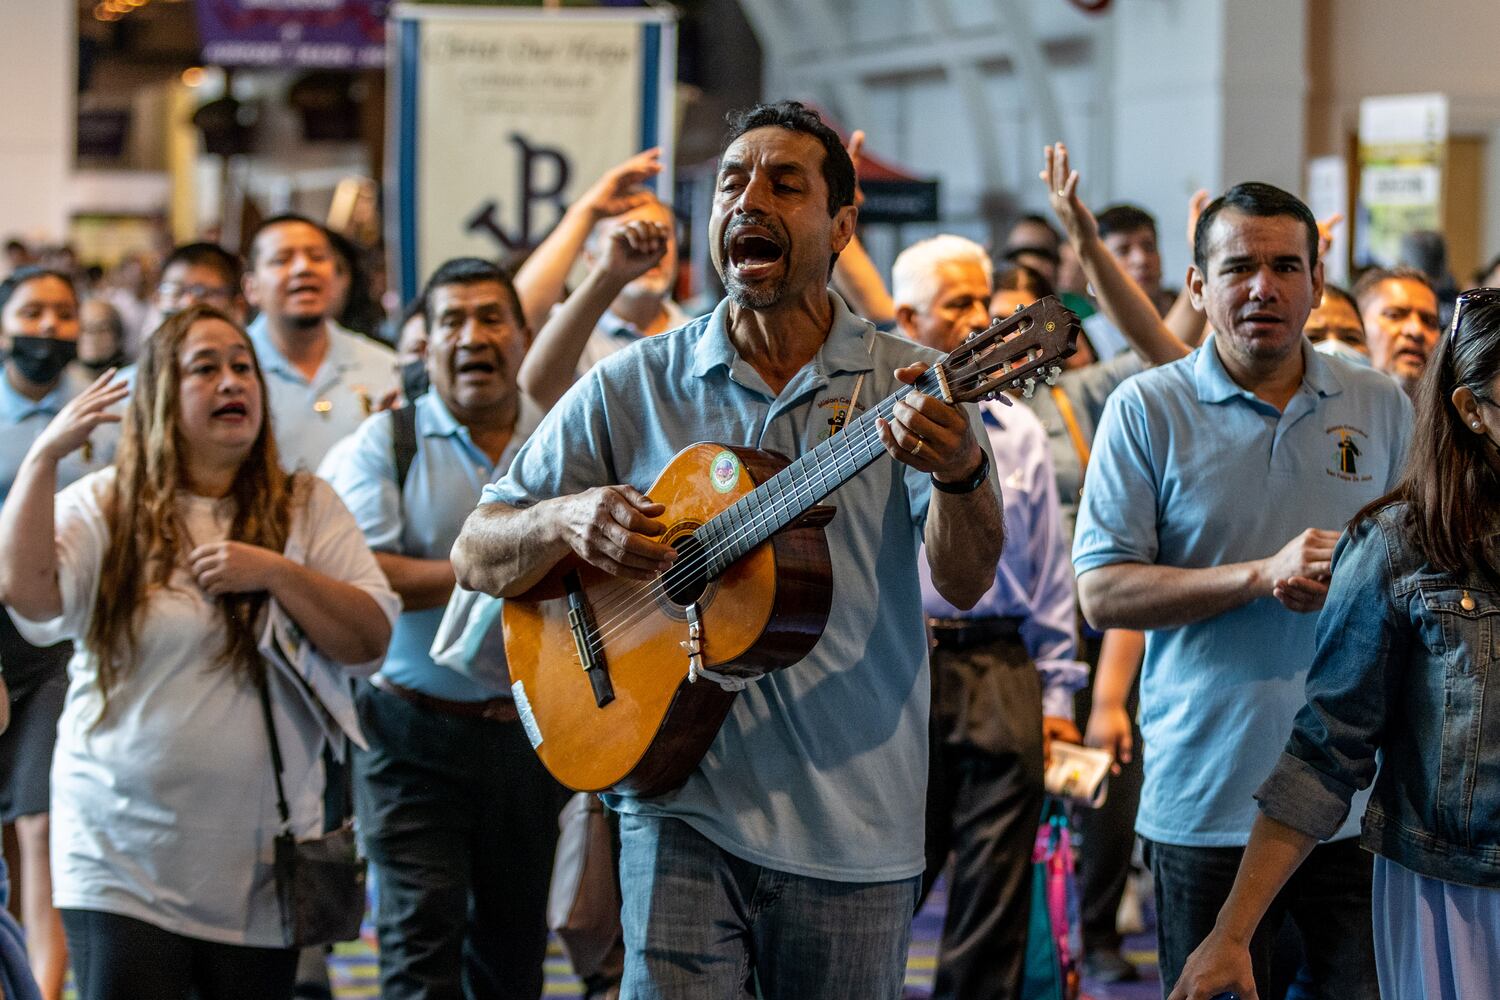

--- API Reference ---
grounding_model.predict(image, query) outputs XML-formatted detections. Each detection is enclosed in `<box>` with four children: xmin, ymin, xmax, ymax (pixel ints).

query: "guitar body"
<box><xmin>502</xmin><ymin>443</ymin><xmax>835</xmax><ymax>796</ymax></box>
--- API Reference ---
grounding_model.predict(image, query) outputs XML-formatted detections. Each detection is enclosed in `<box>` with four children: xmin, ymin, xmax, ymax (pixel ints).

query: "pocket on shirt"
<box><xmin>1418</xmin><ymin>585</ymin><xmax>1500</xmax><ymax>674</ymax></box>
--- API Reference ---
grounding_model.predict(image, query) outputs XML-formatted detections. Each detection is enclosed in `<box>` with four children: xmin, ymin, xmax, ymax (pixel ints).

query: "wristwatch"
<box><xmin>931</xmin><ymin>449</ymin><xmax>990</xmax><ymax>495</ymax></box>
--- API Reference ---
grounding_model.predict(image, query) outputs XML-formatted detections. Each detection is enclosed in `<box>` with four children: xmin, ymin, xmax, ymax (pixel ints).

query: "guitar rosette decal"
<box><xmin>709</xmin><ymin>450</ymin><xmax>741</xmax><ymax>494</ymax></box>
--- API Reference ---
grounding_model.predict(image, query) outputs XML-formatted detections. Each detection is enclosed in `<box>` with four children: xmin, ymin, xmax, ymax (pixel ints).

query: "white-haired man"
<box><xmin>893</xmin><ymin>235</ymin><xmax>1086</xmax><ymax>1000</ymax></box>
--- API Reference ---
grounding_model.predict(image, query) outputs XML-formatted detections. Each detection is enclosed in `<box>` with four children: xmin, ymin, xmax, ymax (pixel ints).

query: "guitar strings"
<box><xmin>573</xmin><ymin>355</ymin><xmax>1050</xmax><ymax>651</ymax></box>
<box><xmin>577</xmin><ymin>357</ymin><xmax>1043</xmax><ymax>648</ymax></box>
<box><xmin>576</xmin><ymin>353</ymin><xmax>1048</xmax><ymax>645</ymax></box>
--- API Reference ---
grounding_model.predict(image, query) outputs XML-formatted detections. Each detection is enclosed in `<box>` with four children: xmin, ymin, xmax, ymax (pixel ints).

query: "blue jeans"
<box><xmin>1144</xmin><ymin>836</ymin><xmax>1378</xmax><ymax>1000</ymax></box>
<box><xmin>617</xmin><ymin>813</ymin><xmax>919</xmax><ymax>1000</ymax></box>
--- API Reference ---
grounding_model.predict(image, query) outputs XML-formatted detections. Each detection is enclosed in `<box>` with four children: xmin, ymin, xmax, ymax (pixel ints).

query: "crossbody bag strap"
<box><xmin>257</xmin><ymin>671</ymin><xmax>292</xmax><ymax>830</ymax></box>
<box><xmin>1049</xmin><ymin>385</ymin><xmax>1091</xmax><ymax>477</ymax></box>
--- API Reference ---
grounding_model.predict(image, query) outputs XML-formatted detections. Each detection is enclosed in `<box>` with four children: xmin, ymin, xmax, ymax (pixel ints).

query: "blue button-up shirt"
<box><xmin>0</xmin><ymin>368</ymin><xmax>117</xmax><ymax>501</ymax></box>
<box><xmin>1074</xmin><ymin>336</ymin><xmax>1412</xmax><ymax>847</ymax></box>
<box><xmin>247</xmin><ymin>316</ymin><xmax>397</xmax><ymax>473</ymax></box>
<box><xmin>319</xmin><ymin>392</ymin><xmax>542</xmax><ymax>702</ymax></box>
<box><xmin>486</xmin><ymin>292</ymin><xmax>997</xmax><ymax>882</ymax></box>
<box><xmin>921</xmin><ymin>399</ymin><xmax>1084</xmax><ymax>719</ymax></box>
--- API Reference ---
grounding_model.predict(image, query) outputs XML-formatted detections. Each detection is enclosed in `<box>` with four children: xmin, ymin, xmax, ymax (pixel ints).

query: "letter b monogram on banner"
<box><xmin>390</xmin><ymin>5</ymin><xmax>678</xmax><ymax>299</ymax></box>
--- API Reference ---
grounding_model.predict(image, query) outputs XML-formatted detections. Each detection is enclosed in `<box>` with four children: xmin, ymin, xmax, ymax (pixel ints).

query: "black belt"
<box><xmin>928</xmin><ymin>616</ymin><xmax>1025</xmax><ymax>651</ymax></box>
<box><xmin>371</xmin><ymin>674</ymin><xmax>519</xmax><ymax>723</ymax></box>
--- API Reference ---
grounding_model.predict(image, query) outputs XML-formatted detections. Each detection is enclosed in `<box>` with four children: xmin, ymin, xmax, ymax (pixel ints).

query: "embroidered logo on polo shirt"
<box><xmin>1326</xmin><ymin>424</ymin><xmax>1372</xmax><ymax>482</ymax></box>
<box><xmin>815</xmin><ymin>395</ymin><xmax>863</xmax><ymax>441</ymax></box>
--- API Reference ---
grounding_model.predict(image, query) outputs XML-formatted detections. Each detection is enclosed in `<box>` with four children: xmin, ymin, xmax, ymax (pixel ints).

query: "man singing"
<box><xmin>452</xmin><ymin>101</ymin><xmax>1002</xmax><ymax>1000</ymax></box>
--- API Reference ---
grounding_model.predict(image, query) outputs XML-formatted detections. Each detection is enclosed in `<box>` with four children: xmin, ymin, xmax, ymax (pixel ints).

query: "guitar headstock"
<box><xmin>936</xmin><ymin>296</ymin><xmax>1081</xmax><ymax>404</ymax></box>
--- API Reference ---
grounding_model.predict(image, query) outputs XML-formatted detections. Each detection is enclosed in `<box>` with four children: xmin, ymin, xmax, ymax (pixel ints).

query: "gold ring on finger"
<box><xmin>912</xmin><ymin>437</ymin><xmax>924</xmax><ymax>457</ymax></box>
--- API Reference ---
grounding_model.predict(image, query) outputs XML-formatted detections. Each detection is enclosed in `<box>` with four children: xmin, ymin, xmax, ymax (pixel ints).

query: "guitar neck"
<box><xmin>696</xmin><ymin>368</ymin><xmax>945</xmax><ymax>578</ymax></box>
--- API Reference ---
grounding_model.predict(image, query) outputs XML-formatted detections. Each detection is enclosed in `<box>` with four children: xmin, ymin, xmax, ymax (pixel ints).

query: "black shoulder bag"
<box><xmin>257</xmin><ymin>671</ymin><xmax>366</xmax><ymax>947</ymax></box>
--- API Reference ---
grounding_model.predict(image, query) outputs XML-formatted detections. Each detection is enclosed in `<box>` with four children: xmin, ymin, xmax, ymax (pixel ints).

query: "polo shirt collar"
<box><xmin>689</xmin><ymin>292</ymin><xmax>876</xmax><ymax>380</ymax></box>
<box><xmin>1193</xmin><ymin>333</ymin><xmax>1345</xmax><ymax>405</ymax></box>
<box><xmin>416</xmin><ymin>390</ymin><xmax>546</xmax><ymax>449</ymax></box>
<box><xmin>247</xmin><ymin>314</ymin><xmax>357</xmax><ymax>381</ymax></box>
<box><xmin>0</xmin><ymin>368</ymin><xmax>73</xmax><ymax>423</ymax></box>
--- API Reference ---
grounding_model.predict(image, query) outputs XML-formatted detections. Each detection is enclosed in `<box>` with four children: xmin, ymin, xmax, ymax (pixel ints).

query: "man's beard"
<box><xmin>724</xmin><ymin>271</ymin><xmax>790</xmax><ymax>310</ymax></box>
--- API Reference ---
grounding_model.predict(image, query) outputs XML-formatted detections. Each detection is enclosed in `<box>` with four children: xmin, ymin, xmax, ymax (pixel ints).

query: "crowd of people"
<box><xmin>0</xmin><ymin>98</ymin><xmax>1494</xmax><ymax>1000</ymax></box>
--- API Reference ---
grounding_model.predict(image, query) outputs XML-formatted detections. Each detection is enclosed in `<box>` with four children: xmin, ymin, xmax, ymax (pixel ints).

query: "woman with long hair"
<box><xmin>0</xmin><ymin>304</ymin><xmax>396</xmax><ymax>999</ymax></box>
<box><xmin>1170</xmin><ymin>289</ymin><xmax>1500</xmax><ymax>999</ymax></box>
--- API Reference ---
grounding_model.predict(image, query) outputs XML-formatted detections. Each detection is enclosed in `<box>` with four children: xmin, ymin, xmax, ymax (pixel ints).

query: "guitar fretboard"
<box><xmin>693</xmin><ymin>367</ymin><xmax>945</xmax><ymax>578</ymax></box>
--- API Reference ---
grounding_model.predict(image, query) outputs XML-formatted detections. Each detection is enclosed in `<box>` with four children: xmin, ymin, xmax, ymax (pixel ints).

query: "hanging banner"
<box><xmin>389</xmin><ymin>4</ymin><xmax>677</xmax><ymax>300</ymax></box>
<box><xmin>1356</xmin><ymin>93</ymin><xmax>1448</xmax><ymax>268</ymax></box>
<box><xmin>196</xmin><ymin>0</ymin><xmax>389</xmax><ymax>69</ymax></box>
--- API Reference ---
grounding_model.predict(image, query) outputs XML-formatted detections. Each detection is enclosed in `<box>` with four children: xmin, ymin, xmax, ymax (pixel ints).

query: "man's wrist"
<box><xmin>932</xmin><ymin>448</ymin><xmax>988</xmax><ymax>493</ymax></box>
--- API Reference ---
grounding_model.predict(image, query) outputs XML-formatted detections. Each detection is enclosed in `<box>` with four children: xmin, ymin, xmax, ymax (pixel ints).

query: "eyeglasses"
<box><xmin>1450</xmin><ymin>287</ymin><xmax>1500</xmax><ymax>339</ymax></box>
<box><xmin>156</xmin><ymin>282</ymin><xmax>233</xmax><ymax>304</ymax></box>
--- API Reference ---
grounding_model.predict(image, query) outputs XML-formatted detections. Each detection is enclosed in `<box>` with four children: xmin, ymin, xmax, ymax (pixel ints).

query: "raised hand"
<box><xmin>877</xmin><ymin>363</ymin><xmax>983</xmax><ymax>483</ymax></box>
<box><xmin>1040</xmin><ymin>142</ymin><xmax>1098</xmax><ymax>247</ymax></box>
<box><xmin>1187</xmin><ymin>188</ymin><xmax>1211</xmax><ymax>252</ymax></box>
<box><xmin>1317</xmin><ymin>212</ymin><xmax>1344</xmax><ymax>262</ymax></box>
<box><xmin>578</xmin><ymin>148</ymin><xmax>663</xmax><ymax>223</ymax></box>
<box><xmin>600</xmin><ymin>219</ymin><xmax>671</xmax><ymax>284</ymax></box>
<box><xmin>32</xmin><ymin>368</ymin><xmax>128</xmax><ymax>463</ymax></box>
<box><xmin>846</xmin><ymin>129</ymin><xmax>867</xmax><ymax>209</ymax></box>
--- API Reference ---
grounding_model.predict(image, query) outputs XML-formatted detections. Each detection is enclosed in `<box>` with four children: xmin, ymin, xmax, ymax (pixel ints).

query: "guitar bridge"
<box><xmin>565</xmin><ymin>570</ymin><xmax>614</xmax><ymax>708</ymax></box>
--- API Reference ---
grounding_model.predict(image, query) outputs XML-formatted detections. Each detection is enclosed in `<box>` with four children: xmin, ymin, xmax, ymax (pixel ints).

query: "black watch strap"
<box><xmin>931</xmin><ymin>449</ymin><xmax>990</xmax><ymax>495</ymax></box>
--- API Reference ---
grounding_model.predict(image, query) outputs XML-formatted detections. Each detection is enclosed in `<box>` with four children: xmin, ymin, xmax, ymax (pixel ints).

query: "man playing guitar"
<box><xmin>453</xmin><ymin>101</ymin><xmax>1003</xmax><ymax>1000</ymax></box>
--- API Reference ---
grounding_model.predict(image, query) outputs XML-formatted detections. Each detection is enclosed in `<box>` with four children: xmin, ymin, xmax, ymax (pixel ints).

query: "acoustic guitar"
<box><xmin>502</xmin><ymin>296</ymin><xmax>1080</xmax><ymax>795</ymax></box>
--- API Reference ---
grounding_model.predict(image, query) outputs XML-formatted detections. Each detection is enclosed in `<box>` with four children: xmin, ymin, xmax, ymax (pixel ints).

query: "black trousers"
<box><xmin>60</xmin><ymin>908</ymin><xmax>297</xmax><ymax>1000</ymax></box>
<box><xmin>1144</xmin><ymin>836</ymin><xmax>1378</xmax><ymax>999</ymax></box>
<box><xmin>921</xmin><ymin>636</ymin><xmax>1045</xmax><ymax>1000</ymax></box>
<box><xmin>354</xmin><ymin>683</ymin><xmax>571</xmax><ymax>1000</ymax></box>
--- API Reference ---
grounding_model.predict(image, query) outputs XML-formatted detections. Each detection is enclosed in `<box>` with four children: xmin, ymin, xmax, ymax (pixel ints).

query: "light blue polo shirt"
<box><xmin>485</xmin><ymin>292</ymin><xmax>996</xmax><ymax>883</ymax></box>
<box><xmin>1074</xmin><ymin>336</ymin><xmax>1411</xmax><ymax>847</ymax></box>
<box><xmin>319</xmin><ymin>392</ymin><xmax>541</xmax><ymax>702</ymax></box>
<box><xmin>0</xmin><ymin>367</ymin><xmax>117</xmax><ymax>501</ymax></box>
<box><xmin>247</xmin><ymin>316</ymin><xmax>397</xmax><ymax>473</ymax></box>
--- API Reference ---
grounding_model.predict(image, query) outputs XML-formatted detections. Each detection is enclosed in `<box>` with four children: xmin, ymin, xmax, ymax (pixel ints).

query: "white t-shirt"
<box><xmin>12</xmin><ymin>469</ymin><xmax>398</xmax><ymax>946</ymax></box>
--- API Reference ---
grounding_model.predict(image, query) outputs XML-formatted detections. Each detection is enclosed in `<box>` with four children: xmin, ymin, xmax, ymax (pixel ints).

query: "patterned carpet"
<box><xmin>326</xmin><ymin>877</ymin><xmax>1164</xmax><ymax>999</ymax></box>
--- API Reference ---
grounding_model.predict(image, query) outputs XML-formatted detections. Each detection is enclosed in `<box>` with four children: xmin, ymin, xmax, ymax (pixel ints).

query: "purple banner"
<box><xmin>196</xmin><ymin>0</ymin><xmax>388</xmax><ymax>69</ymax></box>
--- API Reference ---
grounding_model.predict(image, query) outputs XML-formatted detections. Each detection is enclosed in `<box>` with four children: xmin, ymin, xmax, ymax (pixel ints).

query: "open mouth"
<box><xmin>287</xmin><ymin>281</ymin><xmax>322</xmax><ymax>299</ymax></box>
<box><xmin>726</xmin><ymin>226</ymin><xmax>787</xmax><ymax>279</ymax></box>
<box><xmin>456</xmin><ymin>358</ymin><xmax>498</xmax><ymax>378</ymax></box>
<box><xmin>211</xmin><ymin>401</ymin><xmax>248</xmax><ymax>419</ymax></box>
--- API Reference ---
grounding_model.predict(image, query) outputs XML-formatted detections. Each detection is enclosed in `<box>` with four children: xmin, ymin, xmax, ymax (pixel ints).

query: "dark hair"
<box><xmin>420</xmin><ymin>257</ymin><xmax>525</xmax><ymax>330</ymax></box>
<box><xmin>161</xmin><ymin>241</ymin><xmax>242</xmax><ymax>292</ymax></box>
<box><xmin>247</xmin><ymin>213</ymin><xmax>330</xmax><ymax>268</ymax></box>
<box><xmin>1320</xmin><ymin>283</ymin><xmax>1362</xmax><ymax>324</ymax></box>
<box><xmin>1008</xmin><ymin>214</ymin><xmax>1062</xmax><ymax>251</ymax></box>
<box><xmin>722</xmin><ymin>101</ymin><xmax>855</xmax><ymax>217</ymax></box>
<box><xmin>82</xmin><ymin>297</ymin><xmax>125</xmax><ymax>341</ymax></box>
<box><xmin>1193</xmin><ymin>182</ymin><xmax>1318</xmax><ymax>273</ymax></box>
<box><xmin>1097</xmin><ymin>203</ymin><xmax>1158</xmax><ymax>241</ymax></box>
<box><xmin>0</xmin><ymin>266</ymin><xmax>76</xmax><ymax>316</ymax></box>
<box><xmin>1353</xmin><ymin>290</ymin><xmax>1500</xmax><ymax>574</ymax></box>
<box><xmin>1351</xmin><ymin>266</ymin><xmax>1434</xmax><ymax>312</ymax></box>
<box><xmin>993</xmin><ymin>262</ymin><xmax>1055</xmax><ymax>299</ymax></box>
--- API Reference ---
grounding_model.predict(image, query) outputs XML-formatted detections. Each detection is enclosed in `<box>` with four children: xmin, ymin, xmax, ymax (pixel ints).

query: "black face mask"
<box><xmin>7</xmin><ymin>336</ymin><xmax>77</xmax><ymax>386</ymax></box>
<box><xmin>400</xmin><ymin>357</ymin><xmax>429</xmax><ymax>402</ymax></box>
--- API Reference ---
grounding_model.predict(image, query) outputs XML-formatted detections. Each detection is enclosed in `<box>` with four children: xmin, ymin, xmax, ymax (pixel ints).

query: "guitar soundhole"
<box><xmin>661</xmin><ymin>534</ymin><xmax>710</xmax><ymax>608</ymax></box>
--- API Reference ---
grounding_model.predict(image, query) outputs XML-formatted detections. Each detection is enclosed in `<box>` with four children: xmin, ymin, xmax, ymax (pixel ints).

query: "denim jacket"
<box><xmin>1255</xmin><ymin>502</ymin><xmax>1500</xmax><ymax>888</ymax></box>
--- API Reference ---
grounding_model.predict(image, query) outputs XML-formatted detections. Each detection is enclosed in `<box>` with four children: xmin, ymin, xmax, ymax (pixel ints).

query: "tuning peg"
<box><xmin>1044</xmin><ymin>365</ymin><xmax>1061</xmax><ymax>386</ymax></box>
<box><xmin>1021</xmin><ymin>377</ymin><xmax>1037</xmax><ymax>399</ymax></box>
